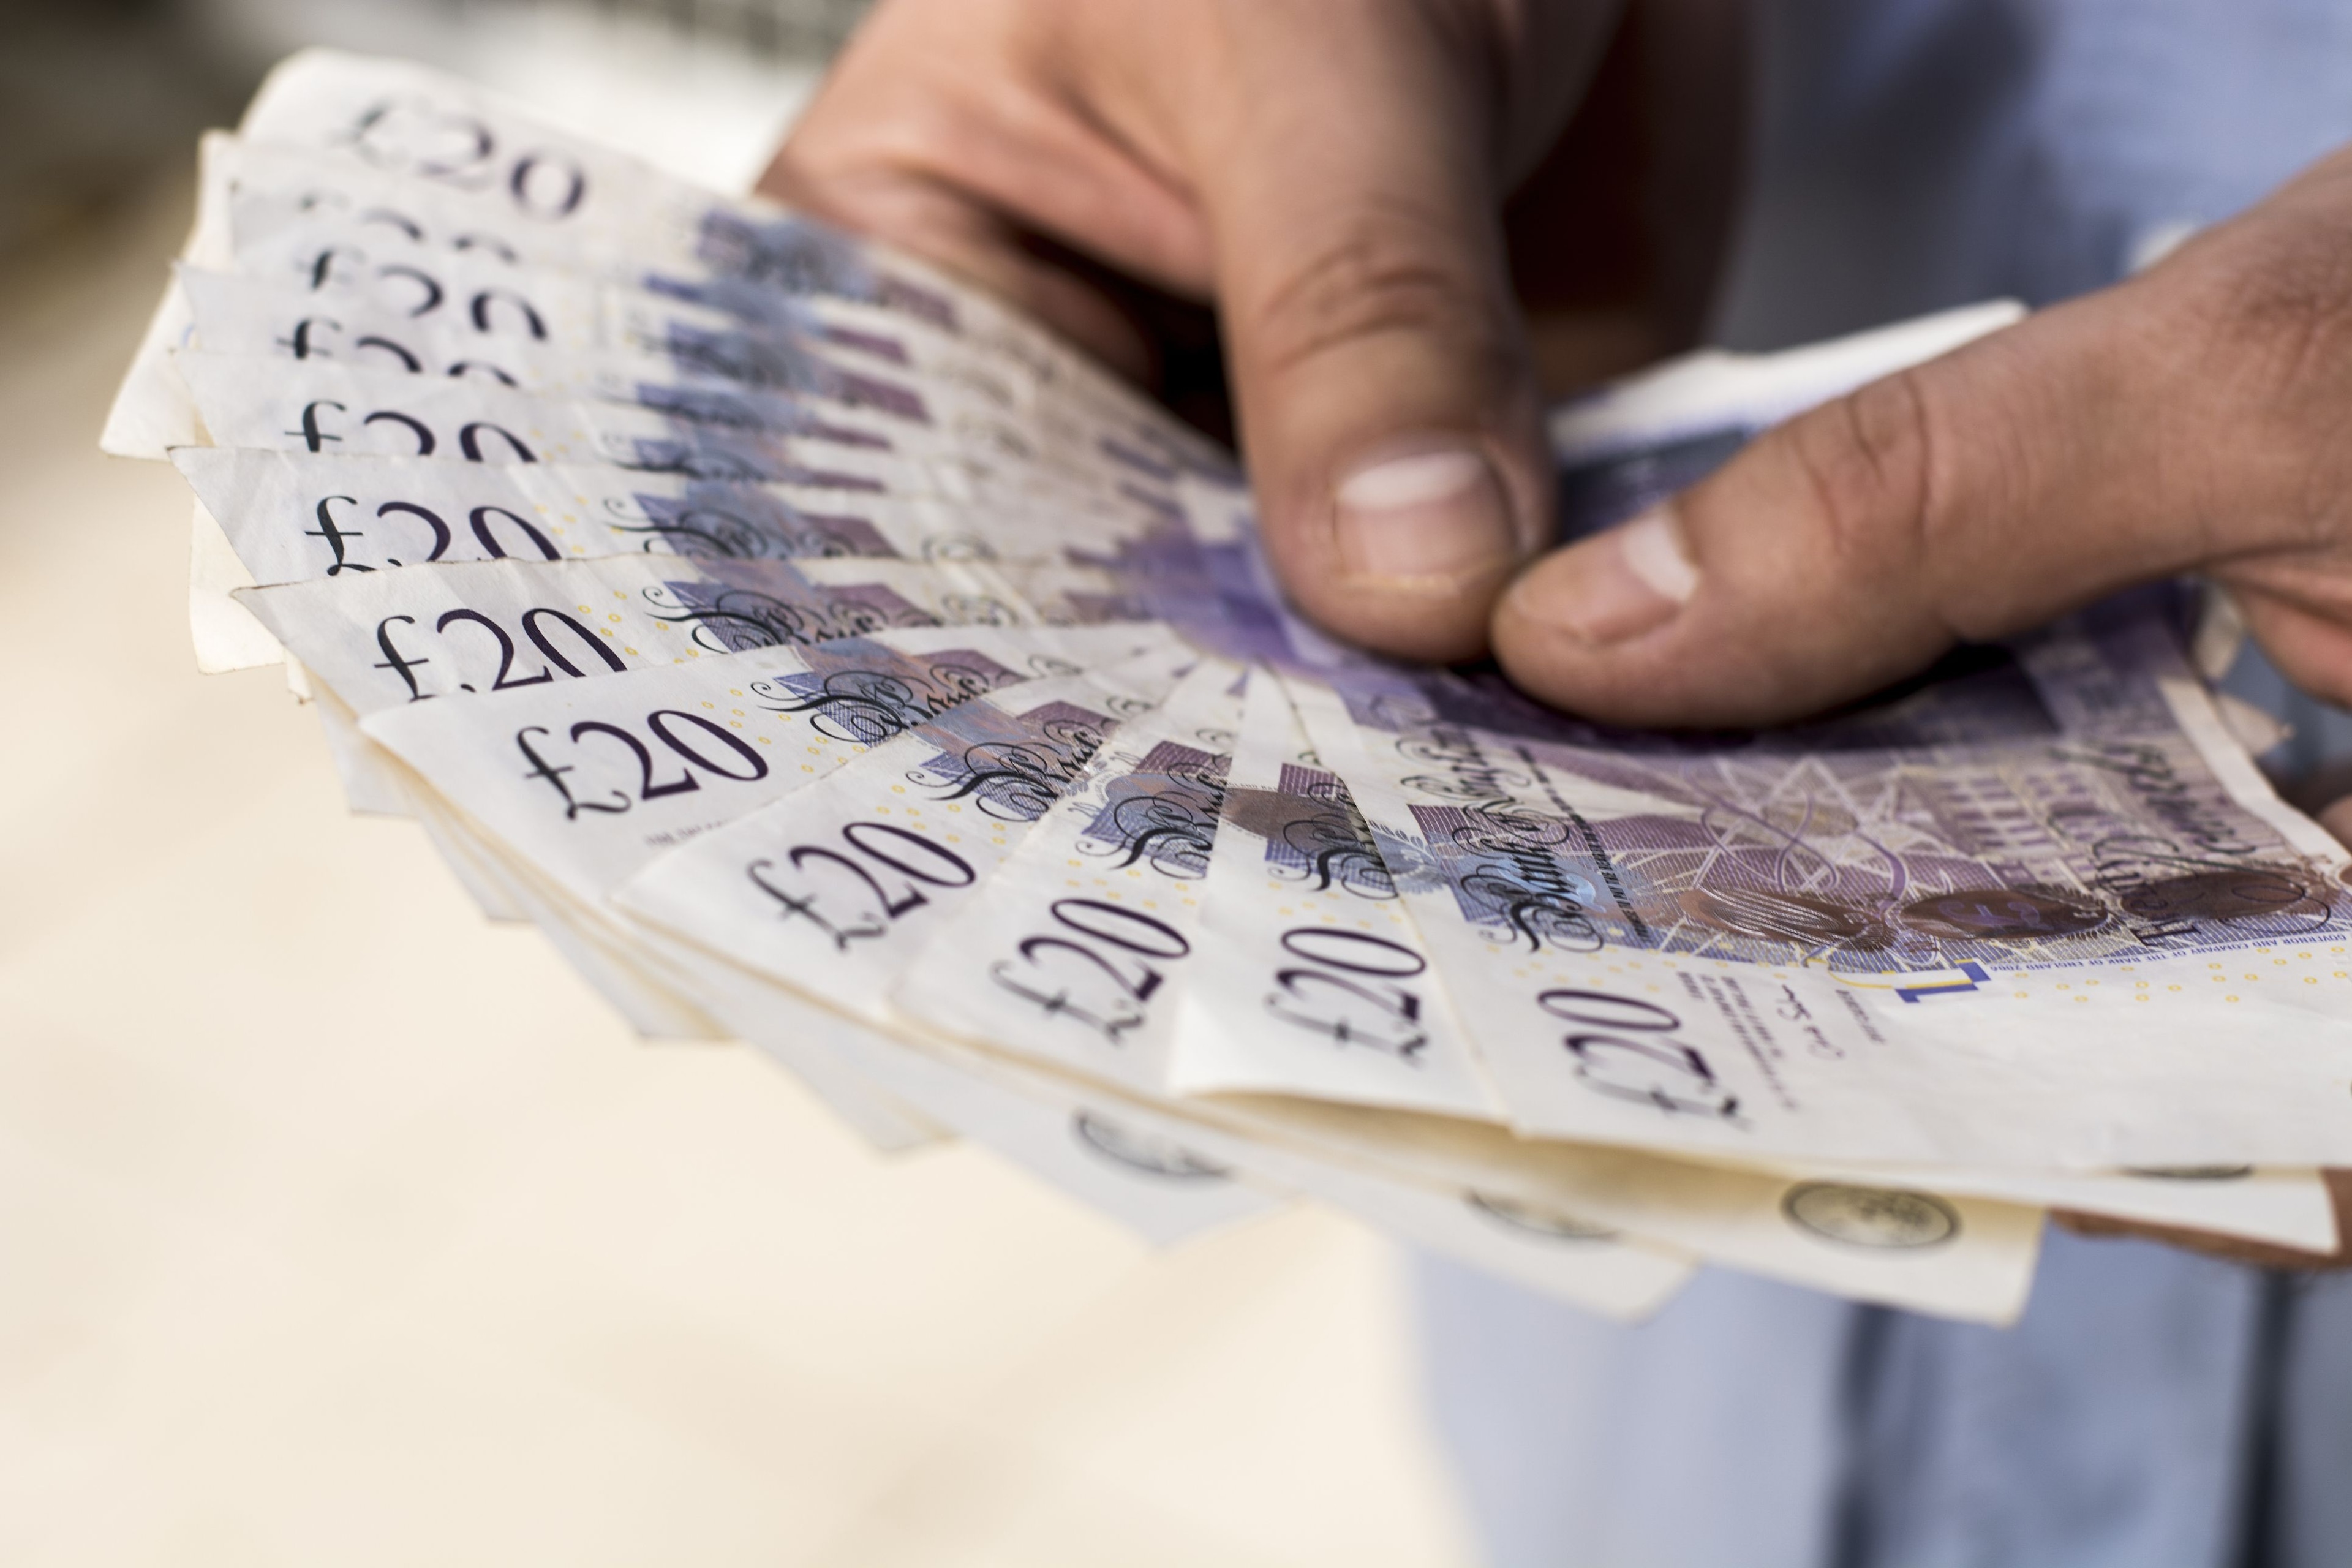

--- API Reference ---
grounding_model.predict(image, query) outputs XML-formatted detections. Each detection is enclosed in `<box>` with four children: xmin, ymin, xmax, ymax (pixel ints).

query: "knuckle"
<box><xmin>1245</xmin><ymin>202</ymin><xmax>1513</xmax><ymax>382</ymax></box>
<box><xmin>2163</xmin><ymin>222</ymin><xmax>2352</xmax><ymax>549</ymax></box>
<box><xmin>1782</xmin><ymin>369</ymin><xmax>1941</xmax><ymax>590</ymax></box>
<box><xmin>2215</xmin><ymin>239</ymin><xmax>2352</xmax><ymax>376</ymax></box>
<box><xmin>2184</xmin><ymin>214</ymin><xmax>2352</xmax><ymax>428</ymax></box>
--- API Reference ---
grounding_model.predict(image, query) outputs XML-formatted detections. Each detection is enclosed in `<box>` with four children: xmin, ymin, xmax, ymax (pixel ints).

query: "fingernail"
<box><xmin>1333</xmin><ymin>445</ymin><xmax>1518</xmax><ymax>589</ymax></box>
<box><xmin>1507</xmin><ymin>504</ymin><xmax>1698</xmax><ymax>646</ymax></box>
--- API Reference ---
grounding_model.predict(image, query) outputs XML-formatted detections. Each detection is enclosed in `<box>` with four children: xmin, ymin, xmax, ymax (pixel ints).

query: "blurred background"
<box><xmin>0</xmin><ymin>0</ymin><xmax>1483</xmax><ymax>1561</ymax></box>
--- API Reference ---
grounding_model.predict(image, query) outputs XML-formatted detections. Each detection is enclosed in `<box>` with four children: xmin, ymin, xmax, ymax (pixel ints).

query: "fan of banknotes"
<box><xmin>104</xmin><ymin>50</ymin><xmax>2352</xmax><ymax>1325</ymax></box>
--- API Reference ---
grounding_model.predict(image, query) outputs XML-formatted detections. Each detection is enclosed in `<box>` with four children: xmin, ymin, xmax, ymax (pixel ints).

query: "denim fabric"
<box><xmin>1418</xmin><ymin>1232</ymin><xmax>2341</xmax><ymax>1568</ymax></box>
<box><xmin>1417</xmin><ymin>1259</ymin><xmax>1853</xmax><ymax>1567</ymax></box>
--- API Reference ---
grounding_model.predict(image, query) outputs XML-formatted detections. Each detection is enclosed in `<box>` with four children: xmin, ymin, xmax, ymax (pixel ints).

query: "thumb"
<box><xmin>1490</xmin><ymin>272</ymin><xmax>2231</xmax><ymax>725</ymax></box>
<box><xmin>1178</xmin><ymin>2</ymin><xmax>1572</xmax><ymax>663</ymax></box>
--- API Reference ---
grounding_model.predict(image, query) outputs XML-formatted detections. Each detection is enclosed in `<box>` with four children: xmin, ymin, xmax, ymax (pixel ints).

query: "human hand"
<box><xmin>761</xmin><ymin>0</ymin><xmax>1740</xmax><ymax>663</ymax></box>
<box><xmin>1493</xmin><ymin>144</ymin><xmax>2352</xmax><ymax>726</ymax></box>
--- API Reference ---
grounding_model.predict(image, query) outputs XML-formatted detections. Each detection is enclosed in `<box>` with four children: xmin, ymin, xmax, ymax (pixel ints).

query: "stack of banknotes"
<box><xmin>104</xmin><ymin>50</ymin><xmax>2352</xmax><ymax>1325</ymax></box>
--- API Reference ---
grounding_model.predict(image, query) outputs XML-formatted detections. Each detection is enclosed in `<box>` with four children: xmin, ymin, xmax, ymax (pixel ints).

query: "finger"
<box><xmin>1165</xmin><ymin>1</ymin><xmax>1584</xmax><ymax>663</ymax></box>
<box><xmin>2057</xmin><ymin>1167</ymin><xmax>2352</xmax><ymax>1271</ymax></box>
<box><xmin>2051</xmin><ymin>1207</ymin><xmax>2348</xmax><ymax>1270</ymax></box>
<box><xmin>1490</xmin><ymin>272</ymin><xmax>2244</xmax><ymax>724</ymax></box>
<box><xmin>2322</xmin><ymin>794</ymin><xmax>2352</xmax><ymax>850</ymax></box>
<box><xmin>2231</xmin><ymin>589</ymin><xmax>2352</xmax><ymax>710</ymax></box>
<box><xmin>758</xmin><ymin>0</ymin><xmax>1206</xmax><ymax>379</ymax></box>
<box><xmin>1494</xmin><ymin>139</ymin><xmax>2352</xmax><ymax>726</ymax></box>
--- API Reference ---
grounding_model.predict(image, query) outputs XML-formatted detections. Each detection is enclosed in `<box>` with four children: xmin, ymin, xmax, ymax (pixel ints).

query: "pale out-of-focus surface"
<box><xmin>202</xmin><ymin>0</ymin><xmax>834</xmax><ymax>192</ymax></box>
<box><xmin>0</xmin><ymin>168</ymin><xmax>1482</xmax><ymax>1567</ymax></box>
